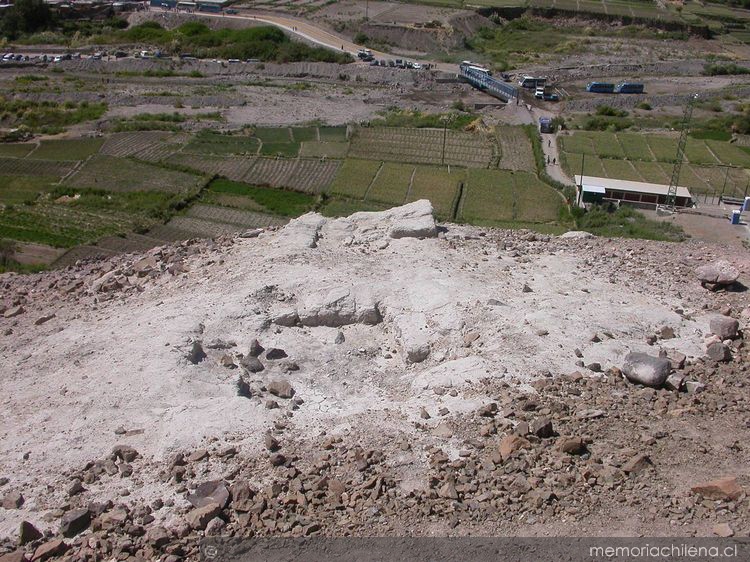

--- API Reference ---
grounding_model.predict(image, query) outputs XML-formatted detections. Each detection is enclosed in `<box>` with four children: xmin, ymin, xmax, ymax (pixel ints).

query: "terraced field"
<box><xmin>65</xmin><ymin>155</ymin><xmax>205</xmax><ymax>194</ymax></box>
<box><xmin>495</xmin><ymin>126</ymin><xmax>535</xmax><ymax>172</ymax></box>
<box><xmin>31</xmin><ymin>138</ymin><xmax>104</xmax><ymax>161</ymax></box>
<box><xmin>460</xmin><ymin>169</ymin><xmax>561</xmax><ymax>225</ymax></box>
<box><xmin>243</xmin><ymin>158</ymin><xmax>339</xmax><ymax>194</ymax></box>
<box><xmin>0</xmin><ymin>157</ymin><xmax>77</xmax><ymax>178</ymax></box>
<box><xmin>349</xmin><ymin>127</ymin><xmax>494</xmax><ymax>168</ymax></box>
<box><xmin>0</xmin><ymin>201</ymin><xmax>151</xmax><ymax>248</ymax></box>
<box><xmin>366</xmin><ymin>163</ymin><xmax>415</xmax><ymax>206</ymax></box>
<box><xmin>100</xmin><ymin>132</ymin><xmax>172</xmax><ymax>158</ymax></box>
<box><xmin>405</xmin><ymin>166</ymin><xmax>463</xmax><ymax>219</ymax></box>
<box><xmin>559</xmin><ymin>131</ymin><xmax>750</xmax><ymax>197</ymax></box>
<box><xmin>168</xmin><ymin>154</ymin><xmax>257</xmax><ymax>182</ymax></box>
<box><xmin>0</xmin><ymin>176</ymin><xmax>59</xmax><ymax>205</ymax></box>
<box><xmin>183</xmin><ymin>132</ymin><xmax>260</xmax><ymax>156</ymax></box>
<box><xmin>327</xmin><ymin>159</ymin><xmax>382</xmax><ymax>199</ymax></box>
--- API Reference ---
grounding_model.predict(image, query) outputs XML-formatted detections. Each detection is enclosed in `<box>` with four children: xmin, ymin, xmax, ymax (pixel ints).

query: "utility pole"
<box><xmin>666</xmin><ymin>93</ymin><xmax>698</xmax><ymax>211</ymax></box>
<box><xmin>441</xmin><ymin>115</ymin><xmax>451</xmax><ymax>166</ymax></box>
<box><xmin>365</xmin><ymin>0</ymin><xmax>369</xmax><ymax>21</ymax></box>
<box><xmin>578</xmin><ymin>152</ymin><xmax>585</xmax><ymax>206</ymax></box>
<box><xmin>720</xmin><ymin>166</ymin><xmax>730</xmax><ymax>200</ymax></box>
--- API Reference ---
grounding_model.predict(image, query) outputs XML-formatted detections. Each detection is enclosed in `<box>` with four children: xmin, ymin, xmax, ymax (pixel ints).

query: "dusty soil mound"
<box><xmin>1</xmin><ymin>201</ymin><xmax>749</xmax><ymax>559</ymax></box>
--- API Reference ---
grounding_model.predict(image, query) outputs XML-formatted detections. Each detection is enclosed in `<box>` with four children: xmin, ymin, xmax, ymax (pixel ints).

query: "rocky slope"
<box><xmin>0</xmin><ymin>201</ymin><xmax>749</xmax><ymax>561</ymax></box>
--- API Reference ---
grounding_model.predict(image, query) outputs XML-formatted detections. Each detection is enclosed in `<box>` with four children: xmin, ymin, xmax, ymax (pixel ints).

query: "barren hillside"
<box><xmin>1</xmin><ymin>201</ymin><xmax>749</xmax><ymax>560</ymax></box>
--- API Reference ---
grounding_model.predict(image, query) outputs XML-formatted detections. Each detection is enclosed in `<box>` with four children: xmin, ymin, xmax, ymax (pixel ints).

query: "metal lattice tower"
<box><xmin>666</xmin><ymin>94</ymin><xmax>698</xmax><ymax>210</ymax></box>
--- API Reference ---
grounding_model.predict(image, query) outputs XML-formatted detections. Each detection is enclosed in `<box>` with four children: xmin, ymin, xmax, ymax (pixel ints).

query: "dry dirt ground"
<box><xmin>1</xmin><ymin>202</ymin><xmax>749</xmax><ymax>561</ymax></box>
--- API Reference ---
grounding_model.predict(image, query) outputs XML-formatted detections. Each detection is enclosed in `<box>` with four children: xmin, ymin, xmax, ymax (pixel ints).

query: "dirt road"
<box><xmin>184</xmin><ymin>9</ymin><xmax>455</xmax><ymax>71</ymax></box>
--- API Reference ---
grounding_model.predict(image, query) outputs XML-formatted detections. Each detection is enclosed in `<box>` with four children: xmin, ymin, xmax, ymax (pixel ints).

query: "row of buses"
<box><xmin>586</xmin><ymin>82</ymin><xmax>645</xmax><ymax>94</ymax></box>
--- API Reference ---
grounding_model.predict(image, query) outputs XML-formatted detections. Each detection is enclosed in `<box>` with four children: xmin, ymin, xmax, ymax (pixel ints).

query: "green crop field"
<box><xmin>495</xmin><ymin>126</ymin><xmax>535</xmax><ymax>171</ymax></box>
<box><xmin>299</xmin><ymin>141</ymin><xmax>349</xmax><ymax>159</ymax></box>
<box><xmin>0</xmin><ymin>143</ymin><xmax>35</xmax><ymax>158</ymax></box>
<box><xmin>512</xmin><ymin>172</ymin><xmax>562</xmax><ymax>223</ymax></box>
<box><xmin>319</xmin><ymin>126</ymin><xmax>348</xmax><ymax>143</ymax></box>
<box><xmin>328</xmin><ymin>159</ymin><xmax>382</xmax><ymax>199</ymax></box>
<box><xmin>0</xmin><ymin>176</ymin><xmax>58</xmax><ymax>205</ymax></box>
<box><xmin>406</xmin><ymin>166</ymin><xmax>463</xmax><ymax>219</ymax></box>
<box><xmin>204</xmin><ymin>179</ymin><xmax>316</xmax><ymax>217</ymax></box>
<box><xmin>259</xmin><ymin>141</ymin><xmax>300</xmax><ymax>157</ymax></box>
<box><xmin>349</xmin><ymin>127</ymin><xmax>494</xmax><ymax>168</ymax></box>
<box><xmin>31</xmin><ymin>138</ymin><xmax>104</xmax><ymax>161</ymax></box>
<box><xmin>183</xmin><ymin>132</ymin><xmax>260</xmax><ymax>156</ymax></box>
<box><xmin>291</xmin><ymin>127</ymin><xmax>317</xmax><ymax>143</ymax></box>
<box><xmin>253</xmin><ymin>127</ymin><xmax>293</xmax><ymax>143</ymax></box>
<box><xmin>0</xmin><ymin>199</ymin><xmax>156</xmax><ymax>248</ymax></box>
<box><xmin>0</xmin><ymin>157</ymin><xmax>77</xmax><ymax>178</ymax></box>
<box><xmin>559</xmin><ymin>131</ymin><xmax>750</xmax><ymax>196</ymax></box>
<box><xmin>65</xmin><ymin>155</ymin><xmax>205</xmax><ymax>194</ymax></box>
<box><xmin>366</xmin><ymin>163</ymin><xmax>414</xmax><ymax>206</ymax></box>
<box><xmin>461</xmin><ymin>169</ymin><xmax>515</xmax><ymax>224</ymax></box>
<box><xmin>601</xmin><ymin>158</ymin><xmax>641</xmax><ymax>182</ymax></box>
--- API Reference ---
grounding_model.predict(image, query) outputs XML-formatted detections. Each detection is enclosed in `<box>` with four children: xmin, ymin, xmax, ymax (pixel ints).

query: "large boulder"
<box><xmin>621</xmin><ymin>352</ymin><xmax>670</xmax><ymax>387</ymax></box>
<box><xmin>709</xmin><ymin>316</ymin><xmax>739</xmax><ymax>340</ymax></box>
<box><xmin>298</xmin><ymin>287</ymin><xmax>381</xmax><ymax>327</ymax></box>
<box><xmin>696</xmin><ymin>260</ymin><xmax>739</xmax><ymax>288</ymax></box>
<box><xmin>388</xmin><ymin>200</ymin><xmax>438</xmax><ymax>239</ymax></box>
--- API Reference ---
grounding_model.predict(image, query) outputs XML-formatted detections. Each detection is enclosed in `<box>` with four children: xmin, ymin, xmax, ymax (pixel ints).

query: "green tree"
<box><xmin>1</xmin><ymin>0</ymin><xmax>53</xmax><ymax>39</ymax></box>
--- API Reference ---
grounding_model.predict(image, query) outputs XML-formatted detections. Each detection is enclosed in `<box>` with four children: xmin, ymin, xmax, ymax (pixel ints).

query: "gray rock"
<box><xmin>186</xmin><ymin>503</ymin><xmax>221</xmax><ymax>530</ymax></box>
<box><xmin>2</xmin><ymin>491</ymin><xmax>23</xmax><ymax>509</ymax></box>
<box><xmin>265</xmin><ymin>348</ymin><xmax>288</xmax><ymax>360</ymax></box>
<box><xmin>696</xmin><ymin>260</ymin><xmax>739</xmax><ymax>287</ymax></box>
<box><xmin>622</xmin><ymin>352</ymin><xmax>671</xmax><ymax>387</ymax></box>
<box><xmin>685</xmin><ymin>381</ymin><xmax>706</xmax><ymax>393</ymax></box>
<box><xmin>664</xmin><ymin>373</ymin><xmax>686</xmax><ymax>392</ymax></box>
<box><xmin>187</xmin><ymin>480</ymin><xmax>229</xmax><ymax>509</ymax></box>
<box><xmin>187</xmin><ymin>341</ymin><xmax>207</xmax><ymax>364</ymax></box>
<box><xmin>298</xmin><ymin>287</ymin><xmax>381</xmax><ymax>327</ymax></box>
<box><xmin>60</xmin><ymin>508</ymin><xmax>90</xmax><ymax>537</ymax></box>
<box><xmin>272</xmin><ymin>310</ymin><xmax>299</xmax><ymax>327</ymax></box>
<box><xmin>112</xmin><ymin>445</ymin><xmax>139</xmax><ymax>462</ymax></box>
<box><xmin>707</xmin><ymin>342</ymin><xmax>731</xmax><ymax>362</ymax></box>
<box><xmin>334</xmin><ymin>331</ymin><xmax>345</xmax><ymax>344</ymax></box>
<box><xmin>145</xmin><ymin>526</ymin><xmax>171</xmax><ymax>549</ymax></box>
<box><xmin>241</xmin><ymin>355</ymin><xmax>264</xmax><ymax>373</ymax></box>
<box><xmin>248</xmin><ymin>339</ymin><xmax>264</xmax><ymax>357</ymax></box>
<box><xmin>19</xmin><ymin>520</ymin><xmax>43</xmax><ymax>544</ymax></box>
<box><xmin>205</xmin><ymin>516</ymin><xmax>225</xmax><ymax>536</ymax></box>
<box><xmin>387</xmin><ymin>200</ymin><xmax>437</xmax><ymax>239</ymax></box>
<box><xmin>531</xmin><ymin>418</ymin><xmax>554</xmax><ymax>438</ymax></box>
<box><xmin>710</xmin><ymin>316</ymin><xmax>739</xmax><ymax>340</ymax></box>
<box><xmin>267</xmin><ymin>380</ymin><xmax>295</xmax><ymax>399</ymax></box>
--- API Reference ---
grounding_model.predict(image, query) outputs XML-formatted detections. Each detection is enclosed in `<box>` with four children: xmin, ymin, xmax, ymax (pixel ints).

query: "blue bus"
<box><xmin>586</xmin><ymin>82</ymin><xmax>615</xmax><ymax>93</ymax></box>
<box><xmin>615</xmin><ymin>82</ymin><xmax>644</xmax><ymax>94</ymax></box>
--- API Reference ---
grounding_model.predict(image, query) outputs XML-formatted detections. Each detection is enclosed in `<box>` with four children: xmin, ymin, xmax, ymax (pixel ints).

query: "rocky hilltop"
<box><xmin>1</xmin><ymin>201</ymin><xmax>749</xmax><ymax>561</ymax></box>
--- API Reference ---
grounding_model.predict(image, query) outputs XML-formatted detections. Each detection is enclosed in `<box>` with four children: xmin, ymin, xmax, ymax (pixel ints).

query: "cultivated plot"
<box><xmin>349</xmin><ymin>127</ymin><xmax>494</xmax><ymax>168</ymax></box>
<box><xmin>406</xmin><ymin>166</ymin><xmax>464</xmax><ymax>219</ymax></box>
<box><xmin>65</xmin><ymin>155</ymin><xmax>205</xmax><ymax>194</ymax></box>
<box><xmin>327</xmin><ymin>159</ymin><xmax>382</xmax><ymax>199</ymax></box>
<box><xmin>495</xmin><ymin>126</ymin><xmax>535</xmax><ymax>171</ymax></box>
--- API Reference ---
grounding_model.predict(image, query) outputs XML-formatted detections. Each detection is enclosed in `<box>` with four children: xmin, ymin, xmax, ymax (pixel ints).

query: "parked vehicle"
<box><xmin>543</xmin><ymin>92</ymin><xmax>560</xmax><ymax>102</ymax></box>
<box><xmin>519</xmin><ymin>75</ymin><xmax>545</xmax><ymax>89</ymax></box>
<box><xmin>614</xmin><ymin>82</ymin><xmax>644</xmax><ymax>94</ymax></box>
<box><xmin>539</xmin><ymin>117</ymin><xmax>553</xmax><ymax>133</ymax></box>
<box><xmin>586</xmin><ymin>82</ymin><xmax>615</xmax><ymax>93</ymax></box>
<box><xmin>535</xmin><ymin>86</ymin><xmax>545</xmax><ymax>99</ymax></box>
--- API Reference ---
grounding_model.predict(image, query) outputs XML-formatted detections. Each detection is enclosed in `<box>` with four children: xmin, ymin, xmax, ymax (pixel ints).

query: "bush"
<box><xmin>595</xmin><ymin>105</ymin><xmax>629</xmax><ymax>118</ymax></box>
<box><xmin>703</xmin><ymin>62</ymin><xmax>750</xmax><ymax>76</ymax></box>
<box><xmin>354</xmin><ymin>32</ymin><xmax>369</xmax><ymax>44</ymax></box>
<box><xmin>636</xmin><ymin>102</ymin><xmax>652</xmax><ymax>110</ymax></box>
